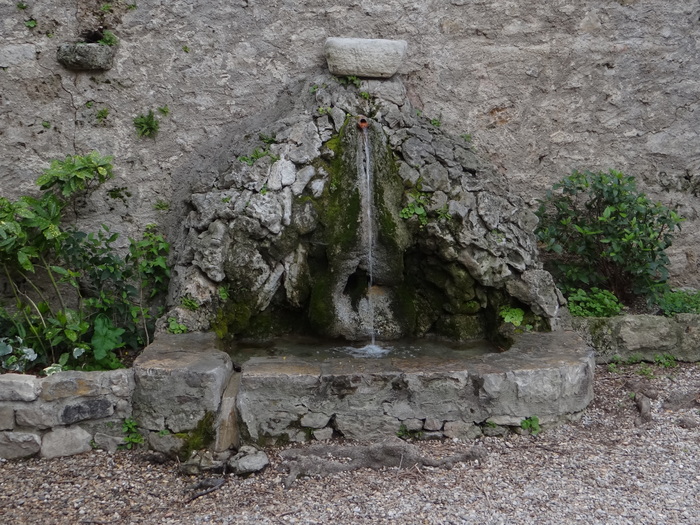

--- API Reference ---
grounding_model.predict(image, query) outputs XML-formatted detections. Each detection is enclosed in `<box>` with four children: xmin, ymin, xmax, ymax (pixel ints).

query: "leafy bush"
<box><xmin>656</xmin><ymin>289</ymin><xmax>700</xmax><ymax>316</ymax></box>
<box><xmin>566</xmin><ymin>288</ymin><xmax>622</xmax><ymax>317</ymax></box>
<box><xmin>0</xmin><ymin>152</ymin><xmax>170</xmax><ymax>373</ymax></box>
<box><xmin>536</xmin><ymin>170</ymin><xmax>683</xmax><ymax>300</ymax></box>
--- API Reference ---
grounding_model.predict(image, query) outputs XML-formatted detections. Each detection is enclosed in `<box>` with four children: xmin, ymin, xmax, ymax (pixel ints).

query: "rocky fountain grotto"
<box><xmin>133</xmin><ymin>39</ymin><xmax>594</xmax><ymax>448</ymax></box>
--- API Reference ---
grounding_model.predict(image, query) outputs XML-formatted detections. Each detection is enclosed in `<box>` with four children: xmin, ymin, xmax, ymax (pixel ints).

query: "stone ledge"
<box><xmin>572</xmin><ymin>314</ymin><xmax>700</xmax><ymax>363</ymax></box>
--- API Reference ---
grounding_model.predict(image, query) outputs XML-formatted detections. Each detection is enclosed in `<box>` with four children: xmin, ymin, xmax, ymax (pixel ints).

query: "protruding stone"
<box><xmin>94</xmin><ymin>432</ymin><xmax>126</xmax><ymax>454</ymax></box>
<box><xmin>228</xmin><ymin>445</ymin><xmax>269</xmax><ymax>475</ymax></box>
<box><xmin>324</xmin><ymin>38</ymin><xmax>407</xmax><ymax>78</ymax></box>
<box><xmin>57</xmin><ymin>43</ymin><xmax>115</xmax><ymax>71</ymax></box>
<box><xmin>312</xmin><ymin>427</ymin><xmax>334</xmax><ymax>441</ymax></box>
<box><xmin>132</xmin><ymin>332</ymin><xmax>233</xmax><ymax>433</ymax></box>
<box><xmin>41</xmin><ymin>426</ymin><xmax>92</xmax><ymax>458</ymax></box>
<box><xmin>0</xmin><ymin>431</ymin><xmax>40</xmax><ymax>459</ymax></box>
<box><xmin>0</xmin><ymin>374</ymin><xmax>40</xmax><ymax>402</ymax></box>
<box><xmin>300</xmin><ymin>411</ymin><xmax>331</xmax><ymax>429</ymax></box>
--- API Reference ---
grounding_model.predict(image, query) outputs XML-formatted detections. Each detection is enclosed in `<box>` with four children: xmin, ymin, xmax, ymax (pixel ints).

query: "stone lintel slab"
<box><xmin>132</xmin><ymin>332</ymin><xmax>233</xmax><ymax>433</ymax></box>
<box><xmin>324</xmin><ymin>37</ymin><xmax>407</xmax><ymax>79</ymax></box>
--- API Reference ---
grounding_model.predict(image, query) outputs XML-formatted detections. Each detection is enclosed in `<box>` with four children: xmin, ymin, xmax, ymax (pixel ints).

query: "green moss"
<box><xmin>176</xmin><ymin>411</ymin><xmax>216</xmax><ymax>462</ymax></box>
<box><xmin>211</xmin><ymin>301</ymin><xmax>253</xmax><ymax>339</ymax></box>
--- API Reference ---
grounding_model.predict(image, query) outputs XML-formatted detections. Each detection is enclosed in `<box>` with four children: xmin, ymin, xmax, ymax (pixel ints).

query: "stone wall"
<box><xmin>1</xmin><ymin>1</ymin><xmax>698</xmax><ymax>285</ymax></box>
<box><xmin>0</xmin><ymin>369</ymin><xmax>133</xmax><ymax>459</ymax></box>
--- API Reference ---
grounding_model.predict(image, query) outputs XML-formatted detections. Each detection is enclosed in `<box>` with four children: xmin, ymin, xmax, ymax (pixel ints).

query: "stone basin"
<box><xmin>234</xmin><ymin>331</ymin><xmax>594</xmax><ymax>443</ymax></box>
<box><xmin>129</xmin><ymin>331</ymin><xmax>593</xmax><ymax>451</ymax></box>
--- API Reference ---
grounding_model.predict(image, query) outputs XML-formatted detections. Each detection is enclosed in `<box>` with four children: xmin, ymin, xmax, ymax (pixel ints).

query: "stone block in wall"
<box><xmin>0</xmin><ymin>431</ymin><xmax>41</xmax><ymax>459</ymax></box>
<box><xmin>0</xmin><ymin>374</ymin><xmax>40</xmax><ymax>401</ymax></box>
<box><xmin>41</xmin><ymin>426</ymin><xmax>92</xmax><ymax>459</ymax></box>
<box><xmin>60</xmin><ymin>397</ymin><xmax>114</xmax><ymax>425</ymax></box>
<box><xmin>15</xmin><ymin>402</ymin><xmax>60</xmax><ymax>429</ymax></box>
<box><xmin>0</xmin><ymin>406</ymin><xmax>14</xmax><ymax>430</ymax></box>
<box><xmin>56</xmin><ymin>43</ymin><xmax>114</xmax><ymax>71</ymax></box>
<box><xmin>40</xmin><ymin>369</ymin><xmax>134</xmax><ymax>401</ymax></box>
<box><xmin>443</xmin><ymin>421</ymin><xmax>483</xmax><ymax>440</ymax></box>
<box><xmin>132</xmin><ymin>332</ymin><xmax>233</xmax><ymax>433</ymax></box>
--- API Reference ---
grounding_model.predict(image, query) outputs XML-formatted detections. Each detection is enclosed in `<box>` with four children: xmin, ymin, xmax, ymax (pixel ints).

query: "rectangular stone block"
<box><xmin>0</xmin><ymin>406</ymin><xmax>15</xmax><ymax>431</ymax></box>
<box><xmin>0</xmin><ymin>374</ymin><xmax>40</xmax><ymax>402</ymax></box>
<box><xmin>40</xmin><ymin>369</ymin><xmax>135</xmax><ymax>401</ymax></box>
<box><xmin>15</xmin><ymin>403</ymin><xmax>60</xmax><ymax>429</ymax></box>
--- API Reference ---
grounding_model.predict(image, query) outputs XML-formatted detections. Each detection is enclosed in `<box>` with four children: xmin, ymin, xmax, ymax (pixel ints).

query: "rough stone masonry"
<box><xmin>0</xmin><ymin>1</ymin><xmax>698</xmax><ymax>287</ymax></box>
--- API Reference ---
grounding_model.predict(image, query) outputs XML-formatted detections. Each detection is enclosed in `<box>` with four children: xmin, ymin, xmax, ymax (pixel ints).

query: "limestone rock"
<box><xmin>41</xmin><ymin>426</ymin><xmax>92</xmax><ymax>458</ymax></box>
<box><xmin>228</xmin><ymin>445</ymin><xmax>269</xmax><ymax>475</ymax></box>
<box><xmin>132</xmin><ymin>332</ymin><xmax>233</xmax><ymax>433</ymax></box>
<box><xmin>0</xmin><ymin>431</ymin><xmax>41</xmax><ymax>459</ymax></box>
<box><xmin>324</xmin><ymin>38</ymin><xmax>407</xmax><ymax>78</ymax></box>
<box><xmin>0</xmin><ymin>374</ymin><xmax>40</xmax><ymax>402</ymax></box>
<box><xmin>0</xmin><ymin>406</ymin><xmax>14</xmax><ymax>431</ymax></box>
<box><xmin>56</xmin><ymin>43</ymin><xmax>114</xmax><ymax>71</ymax></box>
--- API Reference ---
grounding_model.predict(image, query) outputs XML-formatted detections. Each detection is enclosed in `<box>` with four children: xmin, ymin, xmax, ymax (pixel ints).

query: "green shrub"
<box><xmin>567</xmin><ymin>288</ymin><xmax>622</xmax><ymax>317</ymax></box>
<box><xmin>0</xmin><ymin>153</ymin><xmax>170</xmax><ymax>373</ymax></box>
<box><xmin>536</xmin><ymin>170</ymin><xmax>683</xmax><ymax>300</ymax></box>
<box><xmin>656</xmin><ymin>289</ymin><xmax>700</xmax><ymax>316</ymax></box>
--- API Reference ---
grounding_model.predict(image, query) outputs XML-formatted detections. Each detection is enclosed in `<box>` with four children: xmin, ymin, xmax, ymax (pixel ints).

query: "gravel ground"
<box><xmin>1</xmin><ymin>363</ymin><xmax>699</xmax><ymax>525</ymax></box>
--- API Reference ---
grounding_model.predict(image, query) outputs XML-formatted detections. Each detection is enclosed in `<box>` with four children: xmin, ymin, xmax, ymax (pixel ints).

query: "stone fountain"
<box><xmin>131</xmin><ymin>38</ymin><xmax>593</xmax><ymax>450</ymax></box>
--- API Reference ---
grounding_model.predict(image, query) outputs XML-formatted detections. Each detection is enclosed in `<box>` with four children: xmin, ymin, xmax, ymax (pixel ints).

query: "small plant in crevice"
<box><xmin>134</xmin><ymin>110</ymin><xmax>159</xmax><ymax>138</ymax></box>
<box><xmin>399</xmin><ymin>188</ymin><xmax>430</xmax><ymax>227</ymax></box>
<box><xmin>337</xmin><ymin>75</ymin><xmax>361</xmax><ymax>88</ymax></box>
<box><xmin>430</xmin><ymin>118</ymin><xmax>441</xmax><ymax>127</ymax></box>
<box><xmin>182</xmin><ymin>45</ymin><xmax>190</xmax><ymax>53</ymax></box>
<box><xmin>566</xmin><ymin>287</ymin><xmax>622</xmax><ymax>317</ymax></box>
<box><xmin>25</xmin><ymin>18</ymin><xmax>37</xmax><ymax>28</ymax></box>
<box><xmin>41</xmin><ymin>121</ymin><xmax>51</xmax><ymax>129</ymax></box>
<box><xmin>107</xmin><ymin>186</ymin><xmax>131</xmax><ymax>202</ymax></box>
<box><xmin>521</xmin><ymin>416</ymin><xmax>541</xmax><ymax>436</ymax></box>
<box><xmin>654</xmin><ymin>353</ymin><xmax>677</xmax><ymax>369</ymax></box>
<box><xmin>258</xmin><ymin>133</ymin><xmax>276</xmax><ymax>145</ymax></box>
<box><xmin>127</xmin><ymin>3</ymin><xmax>138</xmax><ymax>10</ymax></box>
<box><xmin>180</xmin><ymin>296</ymin><xmax>199</xmax><ymax>311</ymax></box>
<box><xmin>95</xmin><ymin>108</ymin><xmax>109</xmax><ymax>124</ymax></box>
<box><xmin>359</xmin><ymin>91</ymin><xmax>370</xmax><ymax>100</ymax></box>
<box><xmin>499</xmin><ymin>306</ymin><xmax>525</xmax><ymax>327</ymax></box>
<box><xmin>97</xmin><ymin>30</ymin><xmax>118</xmax><ymax>46</ymax></box>
<box><xmin>217</xmin><ymin>285</ymin><xmax>230</xmax><ymax>301</ymax></box>
<box><xmin>153</xmin><ymin>200</ymin><xmax>169</xmax><ymax>211</ymax></box>
<box><xmin>461</xmin><ymin>133</ymin><xmax>472</xmax><ymax>143</ymax></box>
<box><xmin>626</xmin><ymin>353</ymin><xmax>644</xmax><ymax>365</ymax></box>
<box><xmin>157</xmin><ymin>105</ymin><xmax>169</xmax><ymax>116</ymax></box>
<box><xmin>100</xmin><ymin>3</ymin><xmax>113</xmax><ymax>13</ymax></box>
<box><xmin>167</xmin><ymin>317</ymin><xmax>187</xmax><ymax>334</ymax></box>
<box><xmin>317</xmin><ymin>106</ymin><xmax>331</xmax><ymax>116</ymax></box>
<box><xmin>17</xmin><ymin>2</ymin><xmax>28</xmax><ymax>9</ymax></box>
<box><xmin>120</xmin><ymin>418</ymin><xmax>144</xmax><ymax>450</ymax></box>
<box><xmin>237</xmin><ymin>147</ymin><xmax>278</xmax><ymax>166</ymax></box>
<box><xmin>396</xmin><ymin>424</ymin><xmax>422</xmax><ymax>440</ymax></box>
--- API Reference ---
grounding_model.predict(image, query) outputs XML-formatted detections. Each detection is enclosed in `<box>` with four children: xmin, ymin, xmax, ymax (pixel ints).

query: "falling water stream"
<box><xmin>360</xmin><ymin>123</ymin><xmax>376</xmax><ymax>346</ymax></box>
